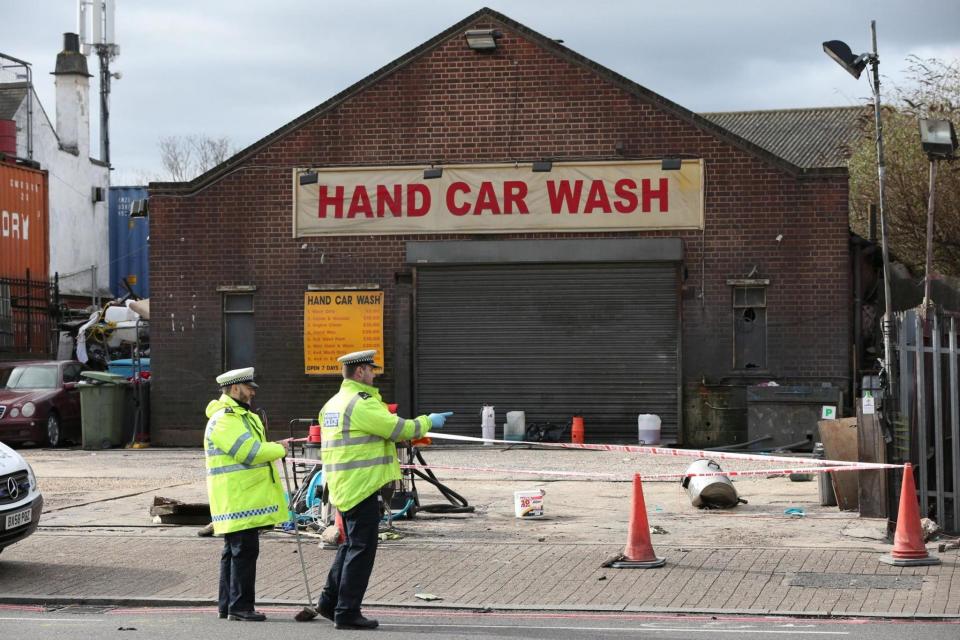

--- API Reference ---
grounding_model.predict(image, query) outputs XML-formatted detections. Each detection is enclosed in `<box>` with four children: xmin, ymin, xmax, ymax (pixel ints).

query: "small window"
<box><xmin>223</xmin><ymin>293</ymin><xmax>255</xmax><ymax>371</ymax></box>
<box><xmin>732</xmin><ymin>285</ymin><xmax>767</xmax><ymax>370</ymax></box>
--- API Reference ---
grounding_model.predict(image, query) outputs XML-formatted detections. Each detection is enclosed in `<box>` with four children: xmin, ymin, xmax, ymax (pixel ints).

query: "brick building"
<box><xmin>149</xmin><ymin>9</ymin><xmax>851</xmax><ymax>446</ymax></box>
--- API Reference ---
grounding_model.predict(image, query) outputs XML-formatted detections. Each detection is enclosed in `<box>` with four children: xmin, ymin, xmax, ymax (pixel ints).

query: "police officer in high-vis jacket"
<box><xmin>317</xmin><ymin>350</ymin><xmax>452</xmax><ymax>630</ymax></box>
<box><xmin>204</xmin><ymin>367</ymin><xmax>286</xmax><ymax>622</ymax></box>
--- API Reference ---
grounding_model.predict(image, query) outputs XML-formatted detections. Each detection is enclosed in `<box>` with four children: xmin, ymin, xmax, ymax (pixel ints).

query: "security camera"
<box><xmin>111</xmin><ymin>71</ymin><xmax>122</xmax><ymax>80</ymax></box>
<box><xmin>775</xmin><ymin>234</ymin><xmax>784</xmax><ymax>243</ymax></box>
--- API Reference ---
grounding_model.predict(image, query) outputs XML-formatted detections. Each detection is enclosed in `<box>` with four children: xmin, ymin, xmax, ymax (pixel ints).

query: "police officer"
<box><xmin>204</xmin><ymin>367</ymin><xmax>287</xmax><ymax>622</ymax></box>
<box><xmin>317</xmin><ymin>350</ymin><xmax>452</xmax><ymax>630</ymax></box>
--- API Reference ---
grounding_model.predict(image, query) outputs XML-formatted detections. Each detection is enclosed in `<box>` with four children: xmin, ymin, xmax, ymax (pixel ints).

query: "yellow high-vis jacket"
<box><xmin>204</xmin><ymin>394</ymin><xmax>286</xmax><ymax>535</ymax></box>
<box><xmin>319</xmin><ymin>379</ymin><xmax>432</xmax><ymax>512</ymax></box>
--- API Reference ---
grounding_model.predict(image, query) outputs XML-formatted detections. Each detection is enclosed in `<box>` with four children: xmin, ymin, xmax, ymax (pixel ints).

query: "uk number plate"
<box><xmin>5</xmin><ymin>508</ymin><xmax>31</xmax><ymax>529</ymax></box>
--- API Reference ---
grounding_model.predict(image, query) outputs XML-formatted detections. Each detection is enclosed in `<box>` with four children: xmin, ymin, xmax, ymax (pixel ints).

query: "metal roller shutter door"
<box><xmin>415</xmin><ymin>263</ymin><xmax>680</xmax><ymax>442</ymax></box>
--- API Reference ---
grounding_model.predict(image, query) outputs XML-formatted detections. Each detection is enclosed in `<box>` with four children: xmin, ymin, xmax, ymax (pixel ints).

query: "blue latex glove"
<box><xmin>428</xmin><ymin>411</ymin><xmax>454</xmax><ymax>428</ymax></box>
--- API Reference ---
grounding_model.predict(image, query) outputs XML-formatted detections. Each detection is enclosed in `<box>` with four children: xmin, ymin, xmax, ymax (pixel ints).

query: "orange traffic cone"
<box><xmin>879</xmin><ymin>463</ymin><xmax>940</xmax><ymax>566</ymax></box>
<box><xmin>334</xmin><ymin>509</ymin><xmax>347</xmax><ymax>545</ymax></box>
<box><xmin>608</xmin><ymin>473</ymin><xmax>666</xmax><ymax>569</ymax></box>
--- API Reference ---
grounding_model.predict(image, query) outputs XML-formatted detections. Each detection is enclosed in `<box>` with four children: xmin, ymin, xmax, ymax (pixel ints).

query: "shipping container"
<box><xmin>0</xmin><ymin>162</ymin><xmax>49</xmax><ymax>280</ymax></box>
<box><xmin>108</xmin><ymin>186</ymin><xmax>149</xmax><ymax>298</ymax></box>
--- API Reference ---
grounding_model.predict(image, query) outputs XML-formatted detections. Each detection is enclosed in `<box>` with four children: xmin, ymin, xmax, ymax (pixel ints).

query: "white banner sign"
<box><xmin>294</xmin><ymin>160</ymin><xmax>703</xmax><ymax>236</ymax></box>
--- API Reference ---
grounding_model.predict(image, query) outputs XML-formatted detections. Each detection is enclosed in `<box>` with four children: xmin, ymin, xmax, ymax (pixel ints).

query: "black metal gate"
<box><xmin>0</xmin><ymin>273</ymin><xmax>59</xmax><ymax>359</ymax></box>
<box><xmin>414</xmin><ymin>262</ymin><xmax>681</xmax><ymax>442</ymax></box>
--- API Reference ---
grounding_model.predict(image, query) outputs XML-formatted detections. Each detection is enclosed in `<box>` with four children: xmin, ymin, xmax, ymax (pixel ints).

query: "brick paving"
<box><xmin>0</xmin><ymin>531</ymin><xmax>958</xmax><ymax>617</ymax></box>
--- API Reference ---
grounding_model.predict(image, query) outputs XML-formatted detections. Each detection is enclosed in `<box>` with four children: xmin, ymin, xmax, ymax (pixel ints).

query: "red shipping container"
<box><xmin>0</xmin><ymin>163</ymin><xmax>49</xmax><ymax>280</ymax></box>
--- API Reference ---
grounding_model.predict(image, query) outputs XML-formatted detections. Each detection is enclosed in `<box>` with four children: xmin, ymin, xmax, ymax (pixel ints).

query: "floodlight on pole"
<box><xmin>822</xmin><ymin>21</ymin><xmax>896</xmax><ymax>393</ymax></box>
<box><xmin>918</xmin><ymin>118</ymin><xmax>957</xmax><ymax>312</ymax></box>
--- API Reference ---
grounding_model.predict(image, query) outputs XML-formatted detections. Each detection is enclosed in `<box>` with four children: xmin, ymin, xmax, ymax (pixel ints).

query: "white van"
<box><xmin>0</xmin><ymin>442</ymin><xmax>42</xmax><ymax>554</ymax></box>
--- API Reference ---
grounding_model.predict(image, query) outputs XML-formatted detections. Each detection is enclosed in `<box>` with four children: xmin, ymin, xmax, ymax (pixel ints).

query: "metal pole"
<box><xmin>870</xmin><ymin>20</ymin><xmax>896</xmax><ymax>393</ymax></box>
<box><xmin>922</xmin><ymin>159</ymin><xmax>937</xmax><ymax>311</ymax></box>
<box><xmin>97</xmin><ymin>45</ymin><xmax>111</xmax><ymax>165</ymax></box>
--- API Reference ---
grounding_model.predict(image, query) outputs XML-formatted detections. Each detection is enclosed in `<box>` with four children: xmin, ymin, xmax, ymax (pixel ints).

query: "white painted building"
<box><xmin>0</xmin><ymin>33</ymin><xmax>110</xmax><ymax>299</ymax></box>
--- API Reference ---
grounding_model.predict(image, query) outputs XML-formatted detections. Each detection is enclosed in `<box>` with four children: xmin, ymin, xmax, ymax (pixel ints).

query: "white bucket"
<box><xmin>504</xmin><ymin>411</ymin><xmax>525</xmax><ymax>441</ymax></box>
<box><xmin>481</xmin><ymin>405</ymin><xmax>495</xmax><ymax>445</ymax></box>
<box><xmin>514</xmin><ymin>489</ymin><xmax>545</xmax><ymax>518</ymax></box>
<box><xmin>637</xmin><ymin>414</ymin><xmax>661</xmax><ymax>445</ymax></box>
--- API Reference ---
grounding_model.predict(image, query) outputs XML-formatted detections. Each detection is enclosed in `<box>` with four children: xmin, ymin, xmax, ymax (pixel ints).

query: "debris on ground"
<box><xmin>784</xmin><ymin>507</ymin><xmax>805</xmax><ymax>518</ymax></box>
<box><xmin>149</xmin><ymin>496</ymin><xmax>211</xmax><ymax>525</ymax></box>
<box><xmin>921</xmin><ymin>518</ymin><xmax>941</xmax><ymax>542</ymax></box>
<box><xmin>379</xmin><ymin>529</ymin><xmax>403</xmax><ymax>541</ymax></box>
<box><xmin>414</xmin><ymin>593</ymin><xmax>442</xmax><ymax>601</ymax></box>
<box><xmin>650</xmin><ymin>525</ymin><xmax>669</xmax><ymax>535</ymax></box>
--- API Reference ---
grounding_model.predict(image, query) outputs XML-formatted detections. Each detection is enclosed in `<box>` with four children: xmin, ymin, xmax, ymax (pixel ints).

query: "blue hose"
<box><xmin>382</xmin><ymin>498</ymin><xmax>414</xmax><ymax>522</ymax></box>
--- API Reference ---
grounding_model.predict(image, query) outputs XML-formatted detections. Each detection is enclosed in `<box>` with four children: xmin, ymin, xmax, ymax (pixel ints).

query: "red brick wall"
<box><xmin>149</xmin><ymin>21</ymin><xmax>850</xmax><ymax>445</ymax></box>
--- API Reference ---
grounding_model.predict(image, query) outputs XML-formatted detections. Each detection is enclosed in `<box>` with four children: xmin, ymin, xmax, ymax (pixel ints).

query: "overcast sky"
<box><xmin>3</xmin><ymin>1</ymin><xmax>959</xmax><ymax>184</ymax></box>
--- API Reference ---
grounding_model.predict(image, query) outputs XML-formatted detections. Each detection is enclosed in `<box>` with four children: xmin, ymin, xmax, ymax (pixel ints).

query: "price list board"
<box><xmin>304</xmin><ymin>290</ymin><xmax>384</xmax><ymax>375</ymax></box>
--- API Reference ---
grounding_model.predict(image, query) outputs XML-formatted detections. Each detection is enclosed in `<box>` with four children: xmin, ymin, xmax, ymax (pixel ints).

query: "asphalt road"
<box><xmin>1</xmin><ymin>605</ymin><xmax>958</xmax><ymax>640</ymax></box>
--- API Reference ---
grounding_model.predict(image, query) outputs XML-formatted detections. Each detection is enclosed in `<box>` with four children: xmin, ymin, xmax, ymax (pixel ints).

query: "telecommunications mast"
<box><xmin>78</xmin><ymin>0</ymin><xmax>119</xmax><ymax>165</ymax></box>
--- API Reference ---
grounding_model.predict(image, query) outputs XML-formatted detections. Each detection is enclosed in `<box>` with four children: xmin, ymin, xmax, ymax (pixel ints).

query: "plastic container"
<box><xmin>637</xmin><ymin>414</ymin><xmax>661</xmax><ymax>445</ymax></box>
<box><xmin>514</xmin><ymin>489</ymin><xmax>545</xmax><ymax>518</ymax></box>
<box><xmin>504</xmin><ymin>411</ymin><xmax>525</xmax><ymax>441</ymax></box>
<box><xmin>107</xmin><ymin>358</ymin><xmax>151</xmax><ymax>378</ymax></box>
<box><xmin>481</xmin><ymin>405</ymin><xmax>495</xmax><ymax>444</ymax></box>
<box><xmin>571</xmin><ymin>415</ymin><xmax>584</xmax><ymax>444</ymax></box>
<box><xmin>79</xmin><ymin>378</ymin><xmax>127</xmax><ymax>449</ymax></box>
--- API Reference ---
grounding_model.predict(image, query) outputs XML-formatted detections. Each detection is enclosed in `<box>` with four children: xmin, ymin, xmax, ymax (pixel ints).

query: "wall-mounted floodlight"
<box><xmin>531</xmin><ymin>160</ymin><xmax>552</xmax><ymax>172</ymax></box>
<box><xmin>822</xmin><ymin>40</ymin><xmax>871</xmax><ymax>79</ymax></box>
<box><xmin>299</xmin><ymin>171</ymin><xmax>318</xmax><ymax>185</ymax></box>
<box><xmin>919</xmin><ymin>118</ymin><xmax>958</xmax><ymax>160</ymax></box>
<box><xmin>660</xmin><ymin>158</ymin><xmax>682</xmax><ymax>171</ymax></box>
<box><xmin>423</xmin><ymin>167</ymin><xmax>443</xmax><ymax>179</ymax></box>
<box><xmin>465</xmin><ymin>29</ymin><xmax>502</xmax><ymax>51</ymax></box>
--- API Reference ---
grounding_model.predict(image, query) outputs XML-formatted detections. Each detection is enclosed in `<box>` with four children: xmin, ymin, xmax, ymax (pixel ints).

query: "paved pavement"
<box><xmin>1</xmin><ymin>447</ymin><xmax>958</xmax><ymax>618</ymax></box>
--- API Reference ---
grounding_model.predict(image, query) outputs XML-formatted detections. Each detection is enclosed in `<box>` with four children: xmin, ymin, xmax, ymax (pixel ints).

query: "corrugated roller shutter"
<box><xmin>415</xmin><ymin>263</ymin><xmax>679</xmax><ymax>442</ymax></box>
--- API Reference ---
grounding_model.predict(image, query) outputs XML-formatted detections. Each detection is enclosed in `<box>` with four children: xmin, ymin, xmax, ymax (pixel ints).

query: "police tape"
<box><xmin>284</xmin><ymin>457</ymin><xmax>894</xmax><ymax>481</ymax></box>
<box><xmin>423</xmin><ymin>432</ymin><xmax>901</xmax><ymax>470</ymax></box>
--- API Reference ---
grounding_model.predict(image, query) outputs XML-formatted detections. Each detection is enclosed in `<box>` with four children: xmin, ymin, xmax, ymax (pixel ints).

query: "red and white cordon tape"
<box><xmin>425</xmin><ymin>432</ymin><xmax>901</xmax><ymax>470</ymax></box>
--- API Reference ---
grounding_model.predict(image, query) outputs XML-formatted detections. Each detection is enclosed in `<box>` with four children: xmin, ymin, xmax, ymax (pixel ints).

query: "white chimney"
<box><xmin>51</xmin><ymin>32</ymin><xmax>92</xmax><ymax>156</ymax></box>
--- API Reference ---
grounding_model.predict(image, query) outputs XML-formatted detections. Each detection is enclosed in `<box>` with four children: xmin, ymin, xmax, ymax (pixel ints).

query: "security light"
<box><xmin>299</xmin><ymin>172</ymin><xmax>318</xmax><ymax>186</ymax></box>
<box><xmin>919</xmin><ymin>119</ymin><xmax>958</xmax><ymax>159</ymax></box>
<box><xmin>465</xmin><ymin>29</ymin><xmax>502</xmax><ymax>51</ymax></box>
<box><xmin>822</xmin><ymin>40</ymin><xmax>871</xmax><ymax>79</ymax></box>
<box><xmin>423</xmin><ymin>167</ymin><xmax>443</xmax><ymax>179</ymax></box>
<box><xmin>660</xmin><ymin>158</ymin><xmax>682</xmax><ymax>171</ymax></box>
<box><xmin>531</xmin><ymin>160</ymin><xmax>553</xmax><ymax>172</ymax></box>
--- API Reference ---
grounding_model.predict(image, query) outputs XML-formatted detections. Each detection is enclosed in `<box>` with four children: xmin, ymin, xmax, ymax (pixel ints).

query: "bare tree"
<box><xmin>158</xmin><ymin>134</ymin><xmax>236</xmax><ymax>182</ymax></box>
<box><xmin>848</xmin><ymin>56</ymin><xmax>960</xmax><ymax>276</ymax></box>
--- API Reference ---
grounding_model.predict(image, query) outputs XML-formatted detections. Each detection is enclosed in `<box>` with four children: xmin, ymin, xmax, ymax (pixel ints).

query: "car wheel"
<box><xmin>45</xmin><ymin>413</ymin><xmax>61</xmax><ymax>448</ymax></box>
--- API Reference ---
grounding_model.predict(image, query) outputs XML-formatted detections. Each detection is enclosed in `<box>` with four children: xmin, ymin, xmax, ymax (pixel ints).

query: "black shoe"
<box><xmin>317</xmin><ymin>600</ymin><xmax>335</xmax><ymax>622</ymax></box>
<box><xmin>335</xmin><ymin>614</ymin><xmax>378</xmax><ymax>630</ymax></box>
<box><xmin>218</xmin><ymin>611</ymin><xmax>227</xmax><ymax>619</ymax></box>
<box><xmin>228</xmin><ymin>610</ymin><xmax>267</xmax><ymax>622</ymax></box>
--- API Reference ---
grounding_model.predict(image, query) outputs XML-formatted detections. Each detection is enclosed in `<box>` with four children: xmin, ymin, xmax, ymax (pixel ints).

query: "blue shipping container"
<box><xmin>109</xmin><ymin>186</ymin><xmax>150</xmax><ymax>298</ymax></box>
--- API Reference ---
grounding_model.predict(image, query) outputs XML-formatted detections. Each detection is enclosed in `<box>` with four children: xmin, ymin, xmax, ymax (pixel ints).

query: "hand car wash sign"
<box><xmin>293</xmin><ymin>160</ymin><xmax>703</xmax><ymax>235</ymax></box>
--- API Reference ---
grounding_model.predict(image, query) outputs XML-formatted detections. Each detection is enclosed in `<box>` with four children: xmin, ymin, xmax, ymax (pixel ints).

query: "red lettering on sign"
<box><xmin>643</xmin><ymin>178</ymin><xmax>669</xmax><ymax>213</ymax></box>
<box><xmin>584</xmin><ymin>180</ymin><xmax>612</xmax><ymax>213</ymax></box>
<box><xmin>347</xmin><ymin>186</ymin><xmax>373</xmax><ymax>218</ymax></box>
<box><xmin>503</xmin><ymin>181</ymin><xmax>529</xmax><ymax>214</ymax></box>
<box><xmin>407</xmin><ymin>184</ymin><xmax>430</xmax><ymax>217</ymax></box>
<box><xmin>317</xmin><ymin>185</ymin><xmax>344</xmax><ymax>218</ymax></box>
<box><xmin>547</xmin><ymin>180</ymin><xmax>583</xmax><ymax>213</ymax></box>
<box><xmin>377</xmin><ymin>185</ymin><xmax>403</xmax><ymax>217</ymax></box>
<box><xmin>474</xmin><ymin>182</ymin><xmax>501</xmax><ymax>215</ymax></box>
<box><xmin>446</xmin><ymin>182</ymin><xmax>471</xmax><ymax>216</ymax></box>
<box><xmin>614</xmin><ymin>179</ymin><xmax>638</xmax><ymax>213</ymax></box>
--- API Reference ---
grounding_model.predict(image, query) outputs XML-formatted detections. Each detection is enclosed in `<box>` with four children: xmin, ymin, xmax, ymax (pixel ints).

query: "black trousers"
<box><xmin>219</xmin><ymin>528</ymin><xmax>260</xmax><ymax>614</ymax></box>
<box><xmin>320</xmin><ymin>492</ymin><xmax>380</xmax><ymax>619</ymax></box>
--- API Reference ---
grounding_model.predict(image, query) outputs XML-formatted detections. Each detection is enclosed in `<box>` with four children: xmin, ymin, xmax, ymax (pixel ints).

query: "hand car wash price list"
<box><xmin>304</xmin><ymin>290</ymin><xmax>384</xmax><ymax>374</ymax></box>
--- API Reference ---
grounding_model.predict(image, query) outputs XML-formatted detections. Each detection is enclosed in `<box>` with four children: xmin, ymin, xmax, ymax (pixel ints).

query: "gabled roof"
<box><xmin>701</xmin><ymin>106</ymin><xmax>869</xmax><ymax>169</ymax></box>
<box><xmin>0</xmin><ymin>82</ymin><xmax>28</xmax><ymax>120</ymax></box>
<box><xmin>152</xmin><ymin>8</ymin><xmax>847</xmax><ymax>195</ymax></box>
